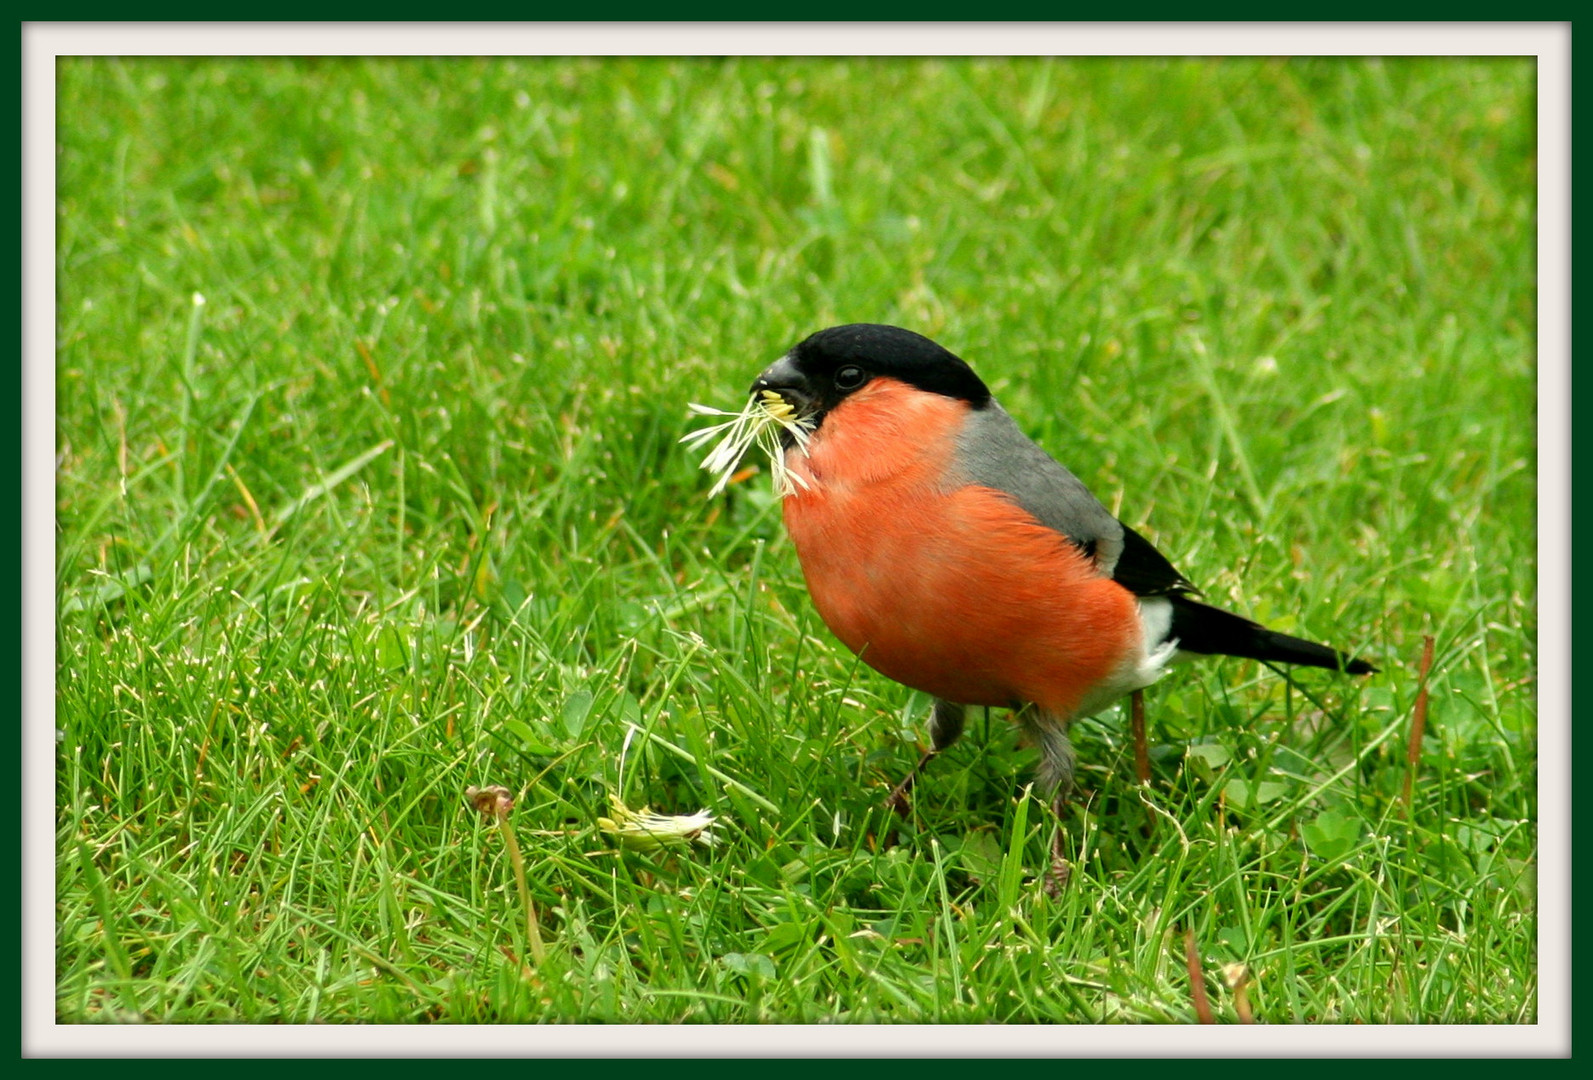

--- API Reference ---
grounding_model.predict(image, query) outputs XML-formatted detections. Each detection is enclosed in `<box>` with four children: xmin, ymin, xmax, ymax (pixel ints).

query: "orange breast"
<box><xmin>782</xmin><ymin>380</ymin><xmax>1140</xmax><ymax>715</ymax></box>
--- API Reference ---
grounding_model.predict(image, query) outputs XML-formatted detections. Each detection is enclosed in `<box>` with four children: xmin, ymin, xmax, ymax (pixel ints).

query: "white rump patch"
<box><xmin>1138</xmin><ymin>595</ymin><xmax>1174</xmax><ymax>652</ymax></box>
<box><xmin>1070</xmin><ymin>595</ymin><xmax>1181</xmax><ymax>721</ymax></box>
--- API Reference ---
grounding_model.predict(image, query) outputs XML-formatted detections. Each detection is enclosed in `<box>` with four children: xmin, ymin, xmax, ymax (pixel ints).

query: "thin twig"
<box><xmin>1185</xmin><ymin>927</ymin><xmax>1215</xmax><ymax>1024</ymax></box>
<box><xmin>1130</xmin><ymin>689</ymin><xmax>1150</xmax><ymax>784</ymax></box>
<box><xmin>1403</xmin><ymin>635</ymin><xmax>1436</xmax><ymax>816</ymax></box>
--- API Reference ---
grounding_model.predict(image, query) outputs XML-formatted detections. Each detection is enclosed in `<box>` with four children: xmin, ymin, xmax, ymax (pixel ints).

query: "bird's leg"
<box><xmin>1019</xmin><ymin>705</ymin><xmax>1076</xmax><ymax>897</ymax></box>
<box><xmin>1130</xmin><ymin>688</ymin><xmax>1150</xmax><ymax>784</ymax></box>
<box><xmin>885</xmin><ymin>699</ymin><xmax>966</xmax><ymax>817</ymax></box>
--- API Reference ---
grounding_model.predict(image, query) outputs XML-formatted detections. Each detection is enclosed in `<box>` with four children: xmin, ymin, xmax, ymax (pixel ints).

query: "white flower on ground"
<box><xmin>598</xmin><ymin>795</ymin><xmax>717</xmax><ymax>850</ymax></box>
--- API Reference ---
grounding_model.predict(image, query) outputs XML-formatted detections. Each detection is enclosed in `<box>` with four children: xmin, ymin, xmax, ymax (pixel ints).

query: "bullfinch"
<box><xmin>691</xmin><ymin>323</ymin><xmax>1375</xmax><ymax>828</ymax></box>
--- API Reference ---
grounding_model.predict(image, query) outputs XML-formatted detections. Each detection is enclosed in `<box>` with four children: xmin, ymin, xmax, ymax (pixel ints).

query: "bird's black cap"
<box><xmin>790</xmin><ymin>324</ymin><xmax>991</xmax><ymax>406</ymax></box>
<box><xmin>753</xmin><ymin>324</ymin><xmax>992</xmax><ymax>422</ymax></box>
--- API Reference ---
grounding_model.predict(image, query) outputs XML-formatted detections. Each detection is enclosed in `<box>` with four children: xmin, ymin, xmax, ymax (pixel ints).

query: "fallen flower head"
<box><xmin>598</xmin><ymin>794</ymin><xmax>717</xmax><ymax>851</ymax></box>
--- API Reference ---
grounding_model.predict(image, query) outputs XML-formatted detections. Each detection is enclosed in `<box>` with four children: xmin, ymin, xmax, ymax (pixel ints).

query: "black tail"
<box><xmin>1168</xmin><ymin>596</ymin><xmax>1377</xmax><ymax>675</ymax></box>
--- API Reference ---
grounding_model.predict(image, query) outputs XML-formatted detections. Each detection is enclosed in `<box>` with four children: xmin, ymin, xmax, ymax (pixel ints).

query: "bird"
<box><xmin>694</xmin><ymin>323</ymin><xmax>1375</xmax><ymax>876</ymax></box>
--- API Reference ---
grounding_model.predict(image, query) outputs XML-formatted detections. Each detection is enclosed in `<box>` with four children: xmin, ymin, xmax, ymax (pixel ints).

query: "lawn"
<box><xmin>53</xmin><ymin>55</ymin><xmax>1537</xmax><ymax>1025</ymax></box>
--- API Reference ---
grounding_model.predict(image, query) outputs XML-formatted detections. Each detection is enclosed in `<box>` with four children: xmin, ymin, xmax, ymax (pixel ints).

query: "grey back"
<box><xmin>946</xmin><ymin>402</ymin><xmax>1126</xmax><ymax>576</ymax></box>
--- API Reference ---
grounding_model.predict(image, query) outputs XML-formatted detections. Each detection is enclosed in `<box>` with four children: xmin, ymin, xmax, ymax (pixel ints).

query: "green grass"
<box><xmin>54</xmin><ymin>56</ymin><xmax>1536</xmax><ymax>1024</ymax></box>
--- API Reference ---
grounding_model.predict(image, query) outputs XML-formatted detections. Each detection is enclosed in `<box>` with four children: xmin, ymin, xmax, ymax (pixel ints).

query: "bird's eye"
<box><xmin>834</xmin><ymin>365</ymin><xmax>867</xmax><ymax>391</ymax></box>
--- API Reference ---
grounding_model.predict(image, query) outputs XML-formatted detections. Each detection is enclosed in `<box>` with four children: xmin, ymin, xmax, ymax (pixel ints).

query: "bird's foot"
<box><xmin>1044</xmin><ymin>827</ymin><xmax>1071</xmax><ymax>898</ymax></box>
<box><xmin>1045</xmin><ymin>856</ymin><xmax>1071</xmax><ymax>898</ymax></box>
<box><xmin>884</xmin><ymin>775</ymin><xmax>915</xmax><ymax>818</ymax></box>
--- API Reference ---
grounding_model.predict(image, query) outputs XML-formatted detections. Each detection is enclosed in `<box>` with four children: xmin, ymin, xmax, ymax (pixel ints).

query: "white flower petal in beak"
<box><xmin>680</xmin><ymin>390</ymin><xmax>814</xmax><ymax>497</ymax></box>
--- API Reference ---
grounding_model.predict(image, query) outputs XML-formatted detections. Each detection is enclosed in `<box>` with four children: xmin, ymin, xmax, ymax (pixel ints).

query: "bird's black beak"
<box><xmin>749</xmin><ymin>354</ymin><xmax>818</xmax><ymax>417</ymax></box>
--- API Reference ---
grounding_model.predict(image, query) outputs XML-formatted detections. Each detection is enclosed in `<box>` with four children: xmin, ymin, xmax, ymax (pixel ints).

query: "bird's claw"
<box><xmin>1044</xmin><ymin>854</ymin><xmax>1071</xmax><ymax>898</ymax></box>
<box><xmin>884</xmin><ymin>778</ymin><xmax>915</xmax><ymax>818</ymax></box>
<box><xmin>1045</xmin><ymin>805</ymin><xmax>1071</xmax><ymax>897</ymax></box>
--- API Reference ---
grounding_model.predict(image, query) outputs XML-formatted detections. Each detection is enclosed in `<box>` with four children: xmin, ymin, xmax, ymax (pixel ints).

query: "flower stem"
<box><xmin>467</xmin><ymin>784</ymin><xmax>547</xmax><ymax>970</ymax></box>
<box><xmin>496</xmin><ymin>812</ymin><xmax>546</xmax><ymax>965</ymax></box>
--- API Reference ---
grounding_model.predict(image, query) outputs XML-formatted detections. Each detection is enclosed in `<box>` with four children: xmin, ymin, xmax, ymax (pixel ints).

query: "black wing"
<box><xmin>1110</xmin><ymin>522</ymin><xmax>1199</xmax><ymax>598</ymax></box>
